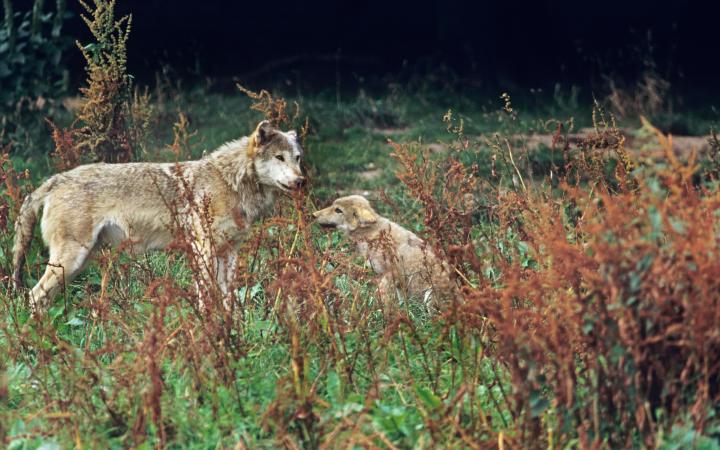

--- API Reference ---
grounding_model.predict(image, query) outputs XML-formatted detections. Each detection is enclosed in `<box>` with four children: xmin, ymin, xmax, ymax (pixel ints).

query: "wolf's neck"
<box><xmin>349</xmin><ymin>217</ymin><xmax>392</xmax><ymax>242</ymax></box>
<box><xmin>206</xmin><ymin>137</ymin><xmax>256</xmax><ymax>191</ymax></box>
<box><xmin>205</xmin><ymin>137</ymin><xmax>275</xmax><ymax>223</ymax></box>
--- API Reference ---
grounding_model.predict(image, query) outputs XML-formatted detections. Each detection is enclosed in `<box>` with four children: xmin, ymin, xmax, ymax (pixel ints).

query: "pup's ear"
<box><xmin>349</xmin><ymin>204</ymin><xmax>377</xmax><ymax>230</ymax></box>
<box><xmin>254</xmin><ymin>120</ymin><xmax>275</xmax><ymax>146</ymax></box>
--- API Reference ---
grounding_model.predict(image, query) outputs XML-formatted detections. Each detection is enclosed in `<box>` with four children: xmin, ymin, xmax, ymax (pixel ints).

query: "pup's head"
<box><xmin>312</xmin><ymin>195</ymin><xmax>379</xmax><ymax>233</ymax></box>
<box><xmin>250</xmin><ymin>120</ymin><xmax>305</xmax><ymax>192</ymax></box>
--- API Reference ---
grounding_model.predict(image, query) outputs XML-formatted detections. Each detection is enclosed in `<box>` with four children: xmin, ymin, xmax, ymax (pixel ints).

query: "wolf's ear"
<box><xmin>287</xmin><ymin>130</ymin><xmax>297</xmax><ymax>138</ymax></box>
<box><xmin>254</xmin><ymin>120</ymin><xmax>275</xmax><ymax>146</ymax></box>
<box><xmin>350</xmin><ymin>204</ymin><xmax>377</xmax><ymax>230</ymax></box>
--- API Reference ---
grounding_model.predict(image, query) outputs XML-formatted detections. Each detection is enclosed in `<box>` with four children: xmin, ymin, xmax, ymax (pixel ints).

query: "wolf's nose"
<box><xmin>294</xmin><ymin>177</ymin><xmax>306</xmax><ymax>189</ymax></box>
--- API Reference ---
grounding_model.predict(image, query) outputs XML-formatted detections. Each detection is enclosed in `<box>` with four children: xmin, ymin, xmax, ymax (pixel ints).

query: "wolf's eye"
<box><xmin>335</xmin><ymin>208</ymin><xmax>342</xmax><ymax>214</ymax></box>
<box><xmin>275</xmin><ymin>155</ymin><xmax>285</xmax><ymax>162</ymax></box>
<box><xmin>295</xmin><ymin>155</ymin><xmax>301</xmax><ymax>163</ymax></box>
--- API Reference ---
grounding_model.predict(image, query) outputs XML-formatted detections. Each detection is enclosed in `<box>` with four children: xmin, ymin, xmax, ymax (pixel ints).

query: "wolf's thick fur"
<box><xmin>13</xmin><ymin>120</ymin><xmax>304</xmax><ymax>309</ymax></box>
<box><xmin>313</xmin><ymin>195</ymin><xmax>453</xmax><ymax>304</ymax></box>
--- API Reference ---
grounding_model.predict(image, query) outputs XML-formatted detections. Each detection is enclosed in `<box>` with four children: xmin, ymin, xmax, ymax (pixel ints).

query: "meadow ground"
<box><xmin>2</xmin><ymin>82</ymin><xmax>720</xmax><ymax>449</ymax></box>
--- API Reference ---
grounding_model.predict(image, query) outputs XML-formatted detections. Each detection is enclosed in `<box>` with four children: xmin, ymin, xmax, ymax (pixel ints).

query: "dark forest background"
<box><xmin>51</xmin><ymin>0</ymin><xmax>719</xmax><ymax>95</ymax></box>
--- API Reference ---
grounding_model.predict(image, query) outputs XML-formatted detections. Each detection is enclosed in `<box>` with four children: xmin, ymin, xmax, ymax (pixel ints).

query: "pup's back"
<box><xmin>365</xmin><ymin>217</ymin><xmax>453</xmax><ymax>301</ymax></box>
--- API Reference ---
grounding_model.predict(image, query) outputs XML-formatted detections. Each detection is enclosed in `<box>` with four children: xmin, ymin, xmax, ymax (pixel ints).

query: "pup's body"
<box><xmin>13</xmin><ymin>121</ymin><xmax>305</xmax><ymax>309</ymax></box>
<box><xmin>313</xmin><ymin>195</ymin><xmax>453</xmax><ymax>303</ymax></box>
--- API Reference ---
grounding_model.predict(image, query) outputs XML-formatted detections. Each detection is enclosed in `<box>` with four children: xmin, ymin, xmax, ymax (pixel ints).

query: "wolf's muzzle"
<box><xmin>292</xmin><ymin>176</ymin><xmax>306</xmax><ymax>189</ymax></box>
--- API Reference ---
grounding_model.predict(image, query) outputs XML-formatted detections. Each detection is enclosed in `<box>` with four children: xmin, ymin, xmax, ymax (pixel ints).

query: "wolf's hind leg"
<box><xmin>29</xmin><ymin>240</ymin><xmax>93</xmax><ymax>312</ymax></box>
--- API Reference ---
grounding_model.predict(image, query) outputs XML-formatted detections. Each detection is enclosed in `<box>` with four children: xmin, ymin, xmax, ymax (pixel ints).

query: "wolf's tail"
<box><xmin>12</xmin><ymin>178</ymin><xmax>53</xmax><ymax>289</ymax></box>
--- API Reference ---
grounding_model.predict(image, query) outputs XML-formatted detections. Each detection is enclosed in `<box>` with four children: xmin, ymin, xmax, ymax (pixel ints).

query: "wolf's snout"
<box><xmin>312</xmin><ymin>210</ymin><xmax>321</xmax><ymax>218</ymax></box>
<box><xmin>292</xmin><ymin>176</ymin><xmax>306</xmax><ymax>189</ymax></box>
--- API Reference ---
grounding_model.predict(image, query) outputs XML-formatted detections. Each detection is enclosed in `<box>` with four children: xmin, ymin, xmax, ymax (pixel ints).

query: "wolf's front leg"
<box><xmin>192</xmin><ymin>225</ymin><xmax>221</xmax><ymax>313</ymax></box>
<box><xmin>216</xmin><ymin>250</ymin><xmax>238</xmax><ymax>311</ymax></box>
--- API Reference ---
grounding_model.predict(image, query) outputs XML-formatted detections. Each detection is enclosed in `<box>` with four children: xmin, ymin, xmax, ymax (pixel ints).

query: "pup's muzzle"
<box><xmin>312</xmin><ymin>210</ymin><xmax>337</xmax><ymax>228</ymax></box>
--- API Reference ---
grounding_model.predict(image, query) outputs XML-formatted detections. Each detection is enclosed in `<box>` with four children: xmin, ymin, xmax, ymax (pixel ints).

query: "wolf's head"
<box><xmin>250</xmin><ymin>120</ymin><xmax>305</xmax><ymax>192</ymax></box>
<box><xmin>313</xmin><ymin>195</ymin><xmax>379</xmax><ymax>233</ymax></box>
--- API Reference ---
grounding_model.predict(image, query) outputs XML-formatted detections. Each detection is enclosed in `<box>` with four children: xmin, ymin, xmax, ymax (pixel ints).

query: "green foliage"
<box><xmin>0</xmin><ymin>0</ymin><xmax>71</xmax><ymax>156</ymax></box>
<box><xmin>0</xmin><ymin>0</ymin><xmax>70</xmax><ymax>108</ymax></box>
<box><xmin>659</xmin><ymin>422</ymin><xmax>720</xmax><ymax>450</ymax></box>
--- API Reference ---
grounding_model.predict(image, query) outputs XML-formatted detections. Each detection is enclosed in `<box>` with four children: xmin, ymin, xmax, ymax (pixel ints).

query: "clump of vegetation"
<box><xmin>238</xmin><ymin>84</ymin><xmax>300</xmax><ymax>128</ymax></box>
<box><xmin>51</xmin><ymin>0</ymin><xmax>151</xmax><ymax>168</ymax></box>
<box><xmin>387</xmin><ymin>102</ymin><xmax>720</xmax><ymax>448</ymax></box>
<box><xmin>706</xmin><ymin>128</ymin><xmax>720</xmax><ymax>180</ymax></box>
<box><xmin>605</xmin><ymin>69</ymin><xmax>671</xmax><ymax>121</ymax></box>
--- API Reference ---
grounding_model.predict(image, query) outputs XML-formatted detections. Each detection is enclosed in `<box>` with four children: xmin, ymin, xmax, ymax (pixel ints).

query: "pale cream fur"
<box><xmin>13</xmin><ymin>120</ymin><xmax>305</xmax><ymax>310</ymax></box>
<box><xmin>313</xmin><ymin>195</ymin><xmax>453</xmax><ymax>304</ymax></box>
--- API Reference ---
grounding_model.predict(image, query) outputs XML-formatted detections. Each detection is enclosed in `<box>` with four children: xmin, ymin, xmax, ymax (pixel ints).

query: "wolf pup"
<box><xmin>13</xmin><ymin>120</ymin><xmax>304</xmax><ymax>310</ymax></box>
<box><xmin>313</xmin><ymin>195</ymin><xmax>453</xmax><ymax>305</ymax></box>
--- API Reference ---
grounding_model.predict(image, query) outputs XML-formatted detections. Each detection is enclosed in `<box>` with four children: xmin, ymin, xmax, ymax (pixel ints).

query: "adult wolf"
<box><xmin>13</xmin><ymin>120</ymin><xmax>305</xmax><ymax>310</ymax></box>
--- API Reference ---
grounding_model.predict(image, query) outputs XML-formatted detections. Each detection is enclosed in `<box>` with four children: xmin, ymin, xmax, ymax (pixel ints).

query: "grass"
<box><xmin>2</xmin><ymin>79</ymin><xmax>720</xmax><ymax>449</ymax></box>
<box><xmin>0</xmin><ymin>85</ymin><xmax>499</xmax><ymax>449</ymax></box>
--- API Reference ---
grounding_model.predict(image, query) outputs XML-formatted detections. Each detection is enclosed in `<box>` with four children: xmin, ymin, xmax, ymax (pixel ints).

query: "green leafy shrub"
<box><xmin>0</xmin><ymin>0</ymin><xmax>71</xmax><ymax>154</ymax></box>
<box><xmin>0</xmin><ymin>0</ymin><xmax>70</xmax><ymax>107</ymax></box>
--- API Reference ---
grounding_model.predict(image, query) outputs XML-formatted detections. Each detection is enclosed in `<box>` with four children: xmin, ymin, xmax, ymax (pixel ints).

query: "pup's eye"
<box><xmin>275</xmin><ymin>155</ymin><xmax>285</xmax><ymax>162</ymax></box>
<box><xmin>334</xmin><ymin>208</ymin><xmax>342</xmax><ymax>214</ymax></box>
